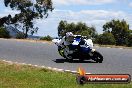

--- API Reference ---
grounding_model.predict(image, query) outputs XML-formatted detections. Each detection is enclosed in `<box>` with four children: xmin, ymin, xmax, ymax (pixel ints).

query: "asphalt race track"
<box><xmin>0</xmin><ymin>39</ymin><xmax>132</xmax><ymax>75</ymax></box>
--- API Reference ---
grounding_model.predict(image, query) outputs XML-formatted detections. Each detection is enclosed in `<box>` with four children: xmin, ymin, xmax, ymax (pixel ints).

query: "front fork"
<box><xmin>88</xmin><ymin>49</ymin><xmax>96</xmax><ymax>58</ymax></box>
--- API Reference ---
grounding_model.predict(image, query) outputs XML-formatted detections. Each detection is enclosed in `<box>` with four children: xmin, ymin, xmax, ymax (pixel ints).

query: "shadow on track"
<box><xmin>53</xmin><ymin>58</ymin><xmax>96</xmax><ymax>63</ymax></box>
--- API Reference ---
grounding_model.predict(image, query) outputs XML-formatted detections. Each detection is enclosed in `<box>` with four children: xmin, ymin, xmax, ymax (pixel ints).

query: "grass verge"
<box><xmin>0</xmin><ymin>38</ymin><xmax>52</xmax><ymax>44</ymax></box>
<box><xmin>0</xmin><ymin>60</ymin><xmax>131</xmax><ymax>88</ymax></box>
<box><xmin>94</xmin><ymin>44</ymin><xmax>132</xmax><ymax>49</ymax></box>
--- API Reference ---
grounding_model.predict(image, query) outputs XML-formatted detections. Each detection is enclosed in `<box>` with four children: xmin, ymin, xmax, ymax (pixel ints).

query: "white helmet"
<box><xmin>65</xmin><ymin>32</ymin><xmax>74</xmax><ymax>42</ymax></box>
<box><xmin>66</xmin><ymin>32</ymin><xmax>74</xmax><ymax>37</ymax></box>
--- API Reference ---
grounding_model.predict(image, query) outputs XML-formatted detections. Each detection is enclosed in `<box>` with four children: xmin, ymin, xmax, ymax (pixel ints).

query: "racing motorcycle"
<box><xmin>52</xmin><ymin>35</ymin><xmax>103</xmax><ymax>63</ymax></box>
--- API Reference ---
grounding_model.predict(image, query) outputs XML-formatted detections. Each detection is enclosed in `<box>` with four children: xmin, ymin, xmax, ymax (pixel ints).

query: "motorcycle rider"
<box><xmin>58</xmin><ymin>32</ymin><xmax>94</xmax><ymax>59</ymax></box>
<box><xmin>58</xmin><ymin>32</ymin><xmax>75</xmax><ymax>59</ymax></box>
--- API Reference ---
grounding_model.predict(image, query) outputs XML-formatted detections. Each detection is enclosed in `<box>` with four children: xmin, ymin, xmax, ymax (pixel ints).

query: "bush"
<box><xmin>0</xmin><ymin>27</ymin><xmax>10</xmax><ymax>38</ymax></box>
<box><xmin>96</xmin><ymin>33</ymin><xmax>116</xmax><ymax>45</ymax></box>
<box><xmin>16</xmin><ymin>33</ymin><xmax>25</xmax><ymax>39</ymax></box>
<box><xmin>40</xmin><ymin>35</ymin><xmax>52</xmax><ymax>41</ymax></box>
<box><xmin>125</xmin><ymin>34</ymin><xmax>132</xmax><ymax>47</ymax></box>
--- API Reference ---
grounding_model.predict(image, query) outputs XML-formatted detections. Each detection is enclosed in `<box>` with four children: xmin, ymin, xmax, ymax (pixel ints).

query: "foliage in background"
<box><xmin>58</xmin><ymin>19</ymin><xmax>132</xmax><ymax>47</ymax></box>
<box><xmin>40</xmin><ymin>35</ymin><xmax>52</xmax><ymax>41</ymax></box>
<box><xmin>58</xmin><ymin>20</ymin><xmax>97</xmax><ymax>38</ymax></box>
<box><xmin>96</xmin><ymin>32</ymin><xmax>116</xmax><ymax>45</ymax></box>
<box><xmin>125</xmin><ymin>30</ymin><xmax>132</xmax><ymax>47</ymax></box>
<box><xmin>16</xmin><ymin>33</ymin><xmax>25</xmax><ymax>39</ymax></box>
<box><xmin>0</xmin><ymin>27</ymin><xmax>10</xmax><ymax>38</ymax></box>
<box><xmin>0</xmin><ymin>0</ymin><xmax>53</xmax><ymax>38</ymax></box>
<box><xmin>103</xmin><ymin>19</ymin><xmax>130</xmax><ymax>45</ymax></box>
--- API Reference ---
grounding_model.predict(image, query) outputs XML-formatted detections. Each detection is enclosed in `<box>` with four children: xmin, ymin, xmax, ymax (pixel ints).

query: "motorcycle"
<box><xmin>52</xmin><ymin>35</ymin><xmax>103</xmax><ymax>63</ymax></box>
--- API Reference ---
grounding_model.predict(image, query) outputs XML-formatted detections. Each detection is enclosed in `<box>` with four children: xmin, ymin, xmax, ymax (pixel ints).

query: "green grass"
<box><xmin>0</xmin><ymin>61</ymin><xmax>131</xmax><ymax>88</ymax></box>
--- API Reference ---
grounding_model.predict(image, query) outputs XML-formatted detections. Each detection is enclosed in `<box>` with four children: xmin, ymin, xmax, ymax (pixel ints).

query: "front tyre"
<box><xmin>93</xmin><ymin>51</ymin><xmax>103</xmax><ymax>63</ymax></box>
<box><xmin>65</xmin><ymin>55</ymin><xmax>73</xmax><ymax>62</ymax></box>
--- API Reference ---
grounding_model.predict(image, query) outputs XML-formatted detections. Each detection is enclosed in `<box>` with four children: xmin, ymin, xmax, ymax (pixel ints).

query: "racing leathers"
<box><xmin>58</xmin><ymin>36</ymin><xmax>74</xmax><ymax>59</ymax></box>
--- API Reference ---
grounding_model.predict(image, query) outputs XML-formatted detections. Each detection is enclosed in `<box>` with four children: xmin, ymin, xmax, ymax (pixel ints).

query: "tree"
<box><xmin>125</xmin><ymin>30</ymin><xmax>132</xmax><ymax>46</ymax></box>
<box><xmin>0</xmin><ymin>27</ymin><xmax>10</xmax><ymax>38</ymax></box>
<box><xmin>75</xmin><ymin>22</ymin><xmax>91</xmax><ymax>37</ymax></box>
<box><xmin>58</xmin><ymin>20</ymin><xmax>97</xmax><ymax>38</ymax></box>
<box><xmin>0</xmin><ymin>0</ymin><xmax>53</xmax><ymax>38</ymax></box>
<box><xmin>97</xmin><ymin>32</ymin><xmax>116</xmax><ymax>45</ymax></box>
<box><xmin>58</xmin><ymin>20</ymin><xmax>68</xmax><ymax>37</ymax></box>
<box><xmin>103</xmin><ymin>19</ymin><xmax>130</xmax><ymax>45</ymax></box>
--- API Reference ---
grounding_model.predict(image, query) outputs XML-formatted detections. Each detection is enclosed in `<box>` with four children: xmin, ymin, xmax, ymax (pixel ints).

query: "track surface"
<box><xmin>0</xmin><ymin>39</ymin><xmax>132</xmax><ymax>75</ymax></box>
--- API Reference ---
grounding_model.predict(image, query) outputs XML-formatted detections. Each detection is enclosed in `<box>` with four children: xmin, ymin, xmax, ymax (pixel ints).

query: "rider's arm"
<box><xmin>58</xmin><ymin>37</ymin><xmax>65</xmax><ymax>46</ymax></box>
<box><xmin>86</xmin><ymin>39</ymin><xmax>93</xmax><ymax>49</ymax></box>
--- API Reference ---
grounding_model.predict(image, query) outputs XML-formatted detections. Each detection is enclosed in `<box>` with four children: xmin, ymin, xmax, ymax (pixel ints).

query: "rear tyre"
<box><xmin>93</xmin><ymin>51</ymin><xmax>103</xmax><ymax>63</ymax></box>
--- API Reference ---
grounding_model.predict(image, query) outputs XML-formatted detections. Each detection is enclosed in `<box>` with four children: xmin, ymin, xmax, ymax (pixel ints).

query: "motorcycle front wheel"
<box><xmin>92</xmin><ymin>51</ymin><xmax>103</xmax><ymax>63</ymax></box>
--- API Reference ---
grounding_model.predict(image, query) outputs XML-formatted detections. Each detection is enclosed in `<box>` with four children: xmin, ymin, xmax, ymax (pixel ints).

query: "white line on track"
<box><xmin>1</xmin><ymin>59</ymin><xmax>91</xmax><ymax>74</ymax></box>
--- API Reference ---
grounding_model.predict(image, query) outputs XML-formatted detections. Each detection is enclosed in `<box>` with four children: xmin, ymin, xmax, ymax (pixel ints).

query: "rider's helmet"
<box><xmin>65</xmin><ymin>32</ymin><xmax>74</xmax><ymax>42</ymax></box>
